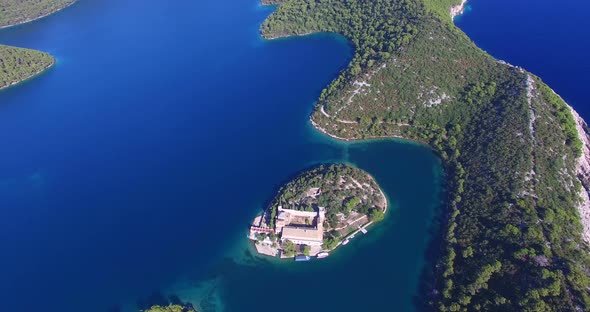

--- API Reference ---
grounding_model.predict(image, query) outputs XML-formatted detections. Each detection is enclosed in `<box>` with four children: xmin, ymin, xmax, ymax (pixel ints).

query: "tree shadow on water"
<box><xmin>413</xmin><ymin>181</ymin><xmax>448</xmax><ymax>312</ymax></box>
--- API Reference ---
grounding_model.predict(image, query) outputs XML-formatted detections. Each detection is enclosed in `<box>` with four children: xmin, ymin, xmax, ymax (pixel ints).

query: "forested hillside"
<box><xmin>0</xmin><ymin>0</ymin><xmax>76</xmax><ymax>28</ymax></box>
<box><xmin>262</xmin><ymin>0</ymin><xmax>590</xmax><ymax>310</ymax></box>
<box><xmin>266</xmin><ymin>164</ymin><xmax>386</xmax><ymax>229</ymax></box>
<box><xmin>0</xmin><ymin>44</ymin><xmax>54</xmax><ymax>90</ymax></box>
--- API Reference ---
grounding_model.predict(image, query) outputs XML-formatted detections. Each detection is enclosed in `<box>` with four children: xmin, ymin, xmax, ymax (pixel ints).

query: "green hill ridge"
<box><xmin>262</xmin><ymin>0</ymin><xmax>590</xmax><ymax>310</ymax></box>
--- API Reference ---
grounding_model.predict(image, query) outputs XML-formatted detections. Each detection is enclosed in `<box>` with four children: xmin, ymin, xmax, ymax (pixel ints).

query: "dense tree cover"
<box><xmin>319</xmin><ymin>229</ymin><xmax>343</xmax><ymax>250</ymax></box>
<box><xmin>143</xmin><ymin>304</ymin><xmax>195</xmax><ymax>312</ymax></box>
<box><xmin>262</xmin><ymin>0</ymin><xmax>422</xmax><ymax>109</ymax></box>
<box><xmin>539</xmin><ymin>83</ymin><xmax>583</xmax><ymax>156</ymax></box>
<box><xmin>303</xmin><ymin>245</ymin><xmax>311</xmax><ymax>256</ymax></box>
<box><xmin>0</xmin><ymin>0</ymin><xmax>76</xmax><ymax>28</ymax></box>
<box><xmin>282</xmin><ymin>239</ymin><xmax>296</xmax><ymax>257</ymax></box>
<box><xmin>261</xmin><ymin>0</ymin><xmax>284</xmax><ymax>5</ymax></box>
<box><xmin>266</xmin><ymin>164</ymin><xmax>386</xmax><ymax>229</ymax></box>
<box><xmin>0</xmin><ymin>44</ymin><xmax>54</xmax><ymax>90</ymax></box>
<box><xmin>369</xmin><ymin>208</ymin><xmax>384</xmax><ymax>222</ymax></box>
<box><xmin>263</xmin><ymin>0</ymin><xmax>590</xmax><ymax>310</ymax></box>
<box><xmin>322</xmin><ymin>230</ymin><xmax>340</xmax><ymax>250</ymax></box>
<box><xmin>421</xmin><ymin>0</ymin><xmax>461</xmax><ymax>21</ymax></box>
<box><xmin>263</xmin><ymin>0</ymin><xmax>460</xmax><ymax>21</ymax></box>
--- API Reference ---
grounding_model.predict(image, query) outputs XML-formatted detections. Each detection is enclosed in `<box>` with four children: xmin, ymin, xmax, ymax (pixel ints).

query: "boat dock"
<box><xmin>335</xmin><ymin>222</ymin><xmax>372</xmax><ymax>249</ymax></box>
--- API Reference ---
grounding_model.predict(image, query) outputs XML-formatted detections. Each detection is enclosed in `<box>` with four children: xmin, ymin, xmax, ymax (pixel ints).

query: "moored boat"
<box><xmin>295</xmin><ymin>254</ymin><xmax>311</xmax><ymax>261</ymax></box>
<box><xmin>317</xmin><ymin>252</ymin><xmax>329</xmax><ymax>259</ymax></box>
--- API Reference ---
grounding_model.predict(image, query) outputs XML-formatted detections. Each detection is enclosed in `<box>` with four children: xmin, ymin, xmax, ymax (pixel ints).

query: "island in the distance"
<box><xmin>143</xmin><ymin>304</ymin><xmax>196</xmax><ymax>312</ymax></box>
<box><xmin>249</xmin><ymin>164</ymin><xmax>387</xmax><ymax>260</ymax></box>
<box><xmin>0</xmin><ymin>0</ymin><xmax>78</xmax><ymax>91</ymax></box>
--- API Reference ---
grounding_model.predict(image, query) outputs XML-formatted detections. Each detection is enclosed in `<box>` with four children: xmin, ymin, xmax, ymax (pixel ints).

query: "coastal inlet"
<box><xmin>248</xmin><ymin>164</ymin><xmax>387</xmax><ymax>260</ymax></box>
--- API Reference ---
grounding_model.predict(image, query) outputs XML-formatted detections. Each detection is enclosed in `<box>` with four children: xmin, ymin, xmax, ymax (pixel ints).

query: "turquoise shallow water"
<box><xmin>0</xmin><ymin>0</ymin><xmax>442</xmax><ymax>311</ymax></box>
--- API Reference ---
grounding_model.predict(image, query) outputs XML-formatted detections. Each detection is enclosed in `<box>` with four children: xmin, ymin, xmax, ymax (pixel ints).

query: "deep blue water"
<box><xmin>0</xmin><ymin>0</ymin><xmax>586</xmax><ymax>311</ymax></box>
<box><xmin>456</xmin><ymin>0</ymin><xmax>590</xmax><ymax>118</ymax></box>
<box><xmin>0</xmin><ymin>1</ymin><xmax>442</xmax><ymax>311</ymax></box>
<box><xmin>0</xmin><ymin>0</ymin><xmax>350</xmax><ymax>310</ymax></box>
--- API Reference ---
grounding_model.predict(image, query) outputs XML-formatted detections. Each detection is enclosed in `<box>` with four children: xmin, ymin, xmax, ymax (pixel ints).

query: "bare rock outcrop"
<box><xmin>568</xmin><ymin>106</ymin><xmax>590</xmax><ymax>244</ymax></box>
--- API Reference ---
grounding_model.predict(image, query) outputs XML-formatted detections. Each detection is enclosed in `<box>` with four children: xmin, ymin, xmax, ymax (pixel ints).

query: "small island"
<box><xmin>249</xmin><ymin>164</ymin><xmax>387</xmax><ymax>260</ymax></box>
<box><xmin>144</xmin><ymin>304</ymin><xmax>196</xmax><ymax>312</ymax></box>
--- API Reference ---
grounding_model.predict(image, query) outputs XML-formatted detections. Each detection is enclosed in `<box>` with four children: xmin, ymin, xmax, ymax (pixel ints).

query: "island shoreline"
<box><xmin>0</xmin><ymin>1</ymin><xmax>78</xmax><ymax>30</ymax></box>
<box><xmin>261</xmin><ymin>0</ymin><xmax>590</xmax><ymax>249</ymax></box>
<box><xmin>249</xmin><ymin>164</ymin><xmax>389</xmax><ymax>259</ymax></box>
<box><xmin>0</xmin><ymin>59</ymin><xmax>56</xmax><ymax>92</ymax></box>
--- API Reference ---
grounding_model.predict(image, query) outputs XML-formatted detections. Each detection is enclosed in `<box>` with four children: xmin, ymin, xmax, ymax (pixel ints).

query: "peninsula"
<box><xmin>0</xmin><ymin>0</ymin><xmax>77</xmax><ymax>29</ymax></box>
<box><xmin>262</xmin><ymin>0</ymin><xmax>590</xmax><ymax>310</ymax></box>
<box><xmin>0</xmin><ymin>0</ymin><xmax>77</xmax><ymax>91</ymax></box>
<box><xmin>0</xmin><ymin>45</ymin><xmax>55</xmax><ymax>90</ymax></box>
<box><xmin>249</xmin><ymin>164</ymin><xmax>387</xmax><ymax>259</ymax></box>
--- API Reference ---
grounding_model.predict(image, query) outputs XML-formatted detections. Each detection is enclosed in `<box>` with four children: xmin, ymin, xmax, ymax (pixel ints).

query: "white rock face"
<box><xmin>450</xmin><ymin>0</ymin><xmax>468</xmax><ymax>19</ymax></box>
<box><xmin>568</xmin><ymin>105</ymin><xmax>590</xmax><ymax>244</ymax></box>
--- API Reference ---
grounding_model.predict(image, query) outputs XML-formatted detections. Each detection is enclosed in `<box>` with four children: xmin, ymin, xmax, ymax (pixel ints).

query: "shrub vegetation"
<box><xmin>0</xmin><ymin>44</ymin><xmax>54</xmax><ymax>90</ymax></box>
<box><xmin>262</xmin><ymin>0</ymin><xmax>590</xmax><ymax>310</ymax></box>
<box><xmin>0</xmin><ymin>0</ymin><xmax>76</xmax><ymax>28</ymax></box>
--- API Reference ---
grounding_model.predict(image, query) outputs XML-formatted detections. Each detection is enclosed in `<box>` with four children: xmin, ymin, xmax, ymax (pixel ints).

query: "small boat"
<box><xmin>295</xmin><ymin>254</ymin><xmax>311</xmax><ymax>262</ymax></box>
<box><xmin>342</xmin><ymin>239</ymin><xmax>350</xmax><ymax>245</ymax></box>
<box><xmin>317</xmin><ymin>252</ymin><xmax>329</xmax><ymax>259</ymax></box>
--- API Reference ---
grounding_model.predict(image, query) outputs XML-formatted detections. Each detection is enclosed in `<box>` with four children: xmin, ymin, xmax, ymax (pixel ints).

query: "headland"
<box><xmin>260</xmin><ymin>0</ymin><xmax>590</xmax><ymax>309</ymax></box>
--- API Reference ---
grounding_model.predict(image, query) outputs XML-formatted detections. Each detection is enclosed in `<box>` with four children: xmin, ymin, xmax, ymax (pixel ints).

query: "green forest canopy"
<box><xmin>143</xmin><ymin>304</ymin><xmax>196</xmax><ymax>312</ymax></box>
<box><xmin>0</xmin><ymin>0</ymin><xmax>76</xmax><ymax>28</ymax></box>
<box><xmin>262</xmin><ymin>0</ymin><xmax>590</xmax><ymax>310</ymax></box>
<box><xmin>0</xmin><ymin>44</ymin><xmax>54</xmax><ymax>90</ymax></box>
<box><xmin>267</xmin><ymin>164</ymin><xmax>385</xmax><ymax>229</ymax></box>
